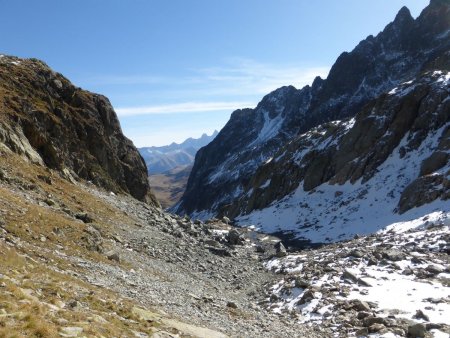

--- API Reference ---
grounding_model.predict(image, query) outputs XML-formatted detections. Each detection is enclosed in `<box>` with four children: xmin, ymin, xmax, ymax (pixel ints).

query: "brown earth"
<box><xmin>149</xmin><ymin>164</ymin><xmax>192</xmax><ymax>209</ymax></box>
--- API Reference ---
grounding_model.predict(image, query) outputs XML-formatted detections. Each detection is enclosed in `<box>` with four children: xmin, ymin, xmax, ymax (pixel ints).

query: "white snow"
<box><xmin>388</xmin><ymin>84</ymin><xmax>416</xmax><ymax>96</ymax></box>
<box><xmin>260</xmin><ymin>179</ymin><xmax>271</xmax><ymax>189</ymax></box>
<box><xmin>347</xmin><ymin>253</ymin><xmax>450</xmax><ymax>324</ymax></box>
<box><xmin>342</xmin><ymin>117</ymin><xmax>356</xmax><ymax>130</ymax></box>
<box><xmin>437</xmin><ymin>29</ymin><xmax>450</xmax><ymax>40</ymax></box>
<box><xmin>429</xmin><ymin>329</ymin><xmax>450</xmax><ymax>338</ymax></box>
<box><xmin>436</xmin><ymin>71</ymin><xmax>450</xmax><ymax>85</ymax></box>
<box><xmin>189</xmin><ymin>209</ymin><xmax>215</xmax><ymax>221</ymax></box>
<box><xmin>250</xmin><ymin>110</ymin><xmax>284</xmax><ymax>146</ymax></box>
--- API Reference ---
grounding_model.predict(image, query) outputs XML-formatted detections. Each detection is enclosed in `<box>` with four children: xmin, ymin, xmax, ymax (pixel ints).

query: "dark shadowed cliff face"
<box><xmin>174</xmin><ymin>0</ymin><xmax>450</xmax><ymax>218</ymax></box>
<box><xmin>0</xmin><ymin>55</ymin><xmax>157</xmax><ymax>204</ymax></box>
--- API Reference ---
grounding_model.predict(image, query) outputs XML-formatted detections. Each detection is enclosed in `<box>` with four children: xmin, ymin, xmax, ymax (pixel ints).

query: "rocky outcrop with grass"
<box><xmin>0</xmin><ymin>55</ymin><xmax>156</xmax><ymax>204</ymax></box>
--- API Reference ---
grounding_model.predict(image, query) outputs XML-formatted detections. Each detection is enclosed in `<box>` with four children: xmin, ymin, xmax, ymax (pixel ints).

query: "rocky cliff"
<box><xmin>0</xmin><ymin>55</ymin><xmax>156</xmax><ymax>204</ymax></box>
<box><xmin>174</xmin><ymin>0</ymin><xmax>450</xmax><ymax>219</ymax></box>
<box><xmin>236</xmin><ymin>70</ymin><xmax>450</xmax><ymax>243</ymax></box>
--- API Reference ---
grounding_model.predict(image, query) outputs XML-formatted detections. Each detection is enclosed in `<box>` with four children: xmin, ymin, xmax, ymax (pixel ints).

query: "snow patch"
<box><xmin>260</xmin><ymin>179</ymin><xmax>271</xmax><ymax>189</ymax></box>
<box><xmin>250</xmin><ymin>110</ymin><xmax>284</xmax><ymax>146</ymax></box>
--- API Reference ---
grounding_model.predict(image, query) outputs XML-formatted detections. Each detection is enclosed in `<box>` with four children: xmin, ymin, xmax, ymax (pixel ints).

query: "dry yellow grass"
<box><xmin>0</xmin><ymin>152</ymin><xmax>159</xmax><ymax>337</ymax></box>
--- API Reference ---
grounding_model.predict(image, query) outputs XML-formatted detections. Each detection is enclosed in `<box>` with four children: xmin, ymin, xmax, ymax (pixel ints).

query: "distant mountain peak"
<box><xmin>139</xmin><ymin>131</ymin><xmax>218</xmax><ymax>175</ymax></box>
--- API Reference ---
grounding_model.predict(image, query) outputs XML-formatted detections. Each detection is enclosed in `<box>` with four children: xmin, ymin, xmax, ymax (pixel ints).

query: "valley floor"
<box><xmin>0</xmin><ymin>152</ymin><xmax>449</xmax><ymax>337</ymax></box>
<box><xmin>0</xmin><ymin>153</ymin><xmax>320</xmax><ymax>338</ymax></box>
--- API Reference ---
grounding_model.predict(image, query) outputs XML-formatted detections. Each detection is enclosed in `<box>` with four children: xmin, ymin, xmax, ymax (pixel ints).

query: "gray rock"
<box><xmin>382</xmin><ymin>249</ymin><xmax>405</xmax><ymax>261</ymax></box>
<box><xmin>413</xmin><ymin>309</ymin><xmax>430</xmax><ymax>322</ymax></box>
<box><xmin>407</xmin><ymin>323</ymin><xmax>426</xmax><ymax>338</ymax></box>
<box><xmin>297</xmin><ymin>289</ymin><xmax>315</xmax><ymax>305</ymax></box>
<box><xmin>403</xmin><ymin>267</ymin><xmax>414</xmax><ymax>275</ymax></box>
<box><xmin>106</xmin><ymin>251</ymin><xmax>120</xmax><ymax>263</ymax></box>
<box><xmin>227</xmin><ymin>229</ymin><xmax>244</xmax><ymax>245</ymax></box>
<box><xmin>44</xmin><ymin>198</ymin><xmax>56</xmax><ymax>206</ymax></box>
<box><xmin>357</xmin><ymin>311</ymin><xmax>371</xmax><ymax>319</ymax></box>
<box><xmin>255</xmin><ymin>245</ymin><xmax>265</xmax><ymax>253</ymax></box>
<box><xmin>294</xmin><ymin>277</ymin><xmax>310</xmax><ymax>289</ymax></box>
<box><xmin>355</xmin><ymin>327</ymin><xmax>369</xmax><ymax>337</ymax></box>
<box><xmin>75</xmin><ymin>212</ymin><xmax>93</xmax><ymax>223</ymax></box>
<box><xmin>348</xmin><ymin>250</ymin><xmax>365</xmax><ymax>258</ymax></box>
<box><xmin>207</xmin><ymin>247</ymin><xmax>232</xmax><ymax>257</ymax></box>
<box><xmin>363</xmin><ymin>316</ymin><xmax>386</xmax><ymax>327</ymax></box>
<box><xmin>82</xmin><ymin>225</ymin><xmax>104</xmax><ymax>253</ymax></box>
<box><xmin>425</xmin><ymin>264</ymin><xmax>444</xmax><ymax>275</ymax></box>
<box><xmin>351</xmin><ymin>299</ymin><xmax>371</xmax><ymax>312</ymax></box>
<box><xmin>342</xmin><ymin>269</ymin><xmax>358</xmax><ymax>283</ymax></box>
<box><xmin>369</xmin><ymin>323</ymin><xmax>386</xmax><ymax>333</ymax></box>
<box><xmin>274</xmin><ymin>242</ymin><xmax>287</xmax><ymax>257</ymax></box>
<box><xmin>357</xmin><ymin>277</ymin><xmax>372</xmax><ymax>287</ymax></box>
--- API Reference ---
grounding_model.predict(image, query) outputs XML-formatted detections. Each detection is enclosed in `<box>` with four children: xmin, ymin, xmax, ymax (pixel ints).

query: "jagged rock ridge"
<box><xmin>175</xmin><ymin>0</ymin><xmax>450</xmax><ymax>220</ymax></box>
<box><xmin>0</xmin><ymin>55</ymin><xmax>156</xmax><ymax>204</ymax></box>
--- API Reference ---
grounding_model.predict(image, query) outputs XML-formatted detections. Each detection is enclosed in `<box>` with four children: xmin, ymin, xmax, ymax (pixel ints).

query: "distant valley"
<box><xmin>148</xmin><ymin>164</ymin><xmax>192</xmax><ymax>208</ymax></box>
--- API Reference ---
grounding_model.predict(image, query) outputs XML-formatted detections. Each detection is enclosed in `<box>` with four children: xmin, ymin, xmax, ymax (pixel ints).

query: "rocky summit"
<box><xmin>174</xmin><ymin>0</ymin><xmax>450</xmax><ymax>222</ymax></box>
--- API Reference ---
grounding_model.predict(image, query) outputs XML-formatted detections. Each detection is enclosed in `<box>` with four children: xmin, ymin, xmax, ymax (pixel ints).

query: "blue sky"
<box><xmin>0</xmin><ymin>0</ymin><xmax>429</xmax><ymax>146</ymax></box>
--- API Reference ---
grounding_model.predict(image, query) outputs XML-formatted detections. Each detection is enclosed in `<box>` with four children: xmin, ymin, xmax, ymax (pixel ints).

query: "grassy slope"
<box><xmin>0</xmin><ymin>153</ymin><xmax>208</xmax><ymax>338</ymax></box>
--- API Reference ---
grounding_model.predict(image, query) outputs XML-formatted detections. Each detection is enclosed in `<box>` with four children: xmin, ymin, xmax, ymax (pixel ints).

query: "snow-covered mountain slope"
<box><xmin>175</xmin><ymin>0</ymin><xmax>450</xmax><ymax>218</ymax></box>
<box><xmin>139</xmin><ymin>130</ymin><xmax>218</xmax><ymax>174</ymax></box>
<box><xmin>236</xmin><ymin>71</ymin><xmax>450</xmax><ymax>244</ymax></box>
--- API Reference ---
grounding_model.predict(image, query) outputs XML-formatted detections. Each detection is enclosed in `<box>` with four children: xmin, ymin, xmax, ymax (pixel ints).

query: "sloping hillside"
<box><xmin>0</xmin><ymin>55</ymin><xmax>322</xmax><ymax>338</ymax></box>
